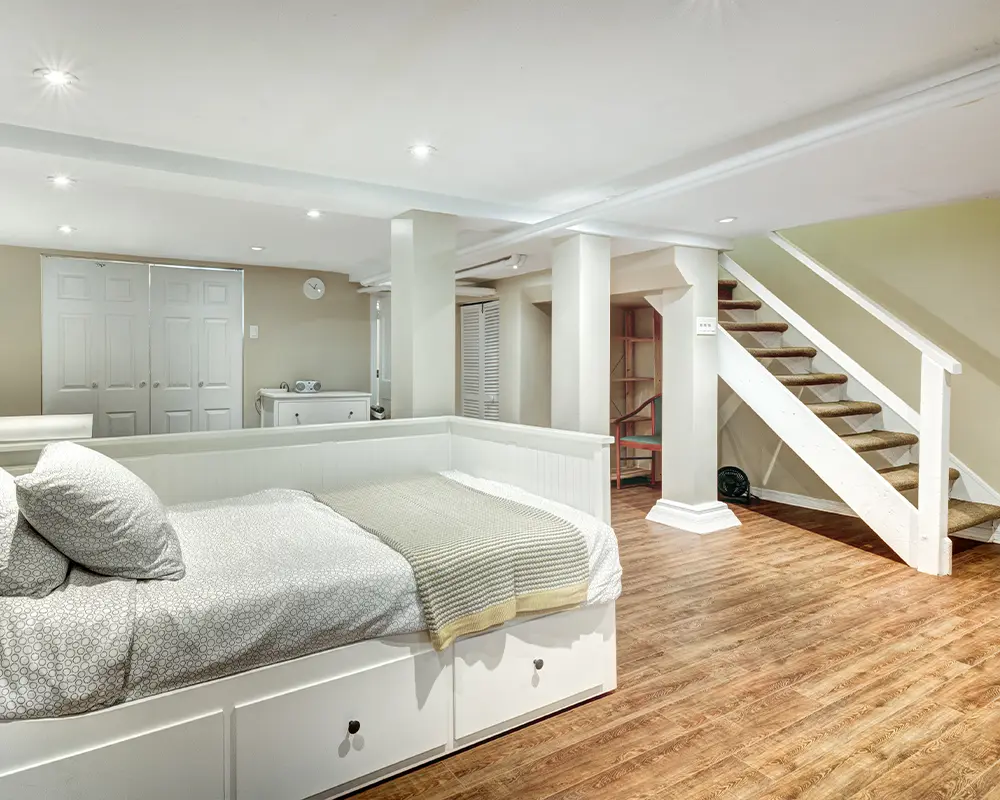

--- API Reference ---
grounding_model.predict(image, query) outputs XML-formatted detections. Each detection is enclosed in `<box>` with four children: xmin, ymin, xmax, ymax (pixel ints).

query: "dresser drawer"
<box><xmin>235</xmin><ymin>650</ymin><xmax>449</xmax><ymax>800</ymax></box>
<box><xmin>275</xmin><ymin>399</ymin><xmax>368</xmax><ymax>426</ymax></box>
<box><xmin>453</xmin><ymin>605</ymin><xmax>607</xmax><ymax>740</ymax></box>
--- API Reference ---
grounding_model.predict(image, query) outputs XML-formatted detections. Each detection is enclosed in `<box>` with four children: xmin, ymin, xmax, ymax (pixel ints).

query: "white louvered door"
<box><xmin>482</xmin><ymin>300</ymin><xmax>500</xmax><ymax>420</ymax></box>
<box><xmin>460</xmin><ymin>301</ymin><xmax>500</xmax><ymax>420</ymax></box>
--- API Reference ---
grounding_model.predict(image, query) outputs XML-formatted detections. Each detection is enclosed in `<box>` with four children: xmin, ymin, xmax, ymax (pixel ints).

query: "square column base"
<box><xmin>646</xmin><ymin>499</ymin><xmax>741</xmax><ymax>535</ymax></box>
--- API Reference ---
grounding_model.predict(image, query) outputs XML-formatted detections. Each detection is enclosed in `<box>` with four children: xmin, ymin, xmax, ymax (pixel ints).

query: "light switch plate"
<box><xmin>249</xmin><ymin>325</ymin><xmax>259</xmax><ymax>339</ymax></box>
<box><xmin>696</xmin><ymin>317</ymin><xmax>717</xmax><ymax>336</ymax></box>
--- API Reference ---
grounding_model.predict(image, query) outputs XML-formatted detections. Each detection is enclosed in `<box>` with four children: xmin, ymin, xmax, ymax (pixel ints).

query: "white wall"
<box><xmin>498</xmin><ymin>274</ymin><xmax>551</xmax><ymax>428</ymax></box>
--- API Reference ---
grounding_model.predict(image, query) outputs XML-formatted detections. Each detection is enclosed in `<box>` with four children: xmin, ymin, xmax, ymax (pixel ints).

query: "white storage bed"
<box><xmin>0</xmin><ymin>416</ymin><xmax>617</xmax><ymax>800</ymax></box>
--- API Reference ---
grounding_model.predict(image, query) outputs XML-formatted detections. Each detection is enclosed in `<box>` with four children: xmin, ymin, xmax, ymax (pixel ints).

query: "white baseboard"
<box><xmin>756</xmin><ymin>488</ymin><xmax>1000</xmax><ymax>543</ymax></box>
<box><xmin>646</xmin><ymin>499</ymin><xmax>741</xmax><ymax>535</ymax></box>
<box><xmin>756</xmin><ymin>488</ymin><xmax>856</xmax><ymax>517</ymax></box>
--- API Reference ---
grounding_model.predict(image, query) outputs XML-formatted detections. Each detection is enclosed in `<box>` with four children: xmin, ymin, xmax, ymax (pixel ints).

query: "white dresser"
<box><xmin>258</xmin><ymin>390</ymin><xmax>372</xmax><ymax>428</ymax></box>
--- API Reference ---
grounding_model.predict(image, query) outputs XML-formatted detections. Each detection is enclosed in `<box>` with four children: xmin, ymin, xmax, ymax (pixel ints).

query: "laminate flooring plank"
<box><xmin>348</xmin><ymin>489</ymin><xmax>1000</xmax><ymax>800</ymax></box>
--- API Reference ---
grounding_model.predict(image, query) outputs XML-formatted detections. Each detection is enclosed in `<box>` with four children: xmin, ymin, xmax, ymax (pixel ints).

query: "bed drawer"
<box><xmin>453</xmin><ymin>605</ymin><xmax>608</xmax><ymax>740</ymax></box>
<box><xmin>235</xmin><ymin>650</ymin><xmax>449</xmax><ymax>800</ymax></box>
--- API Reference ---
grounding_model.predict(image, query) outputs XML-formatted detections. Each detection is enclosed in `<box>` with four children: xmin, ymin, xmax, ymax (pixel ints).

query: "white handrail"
<box><xmin>768</xmin><ymin>232</ymin><xmax>961</xmax><ymax>375</ymax></box>
<box><xmin>719</xmin><ymin>254</ymin><xmax>921</xmax><ymax>431</ymax></box>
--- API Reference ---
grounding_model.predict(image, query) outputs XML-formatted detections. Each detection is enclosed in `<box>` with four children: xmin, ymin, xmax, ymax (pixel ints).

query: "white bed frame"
<box><xmin>0</xmin><ymin>417</ymin><xmax>616</xmax><ymax>800</ymax></box>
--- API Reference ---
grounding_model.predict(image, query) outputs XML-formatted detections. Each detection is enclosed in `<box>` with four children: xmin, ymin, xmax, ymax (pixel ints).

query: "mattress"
<box><xmin>0</xmin><ymin>473</ymin><xmax>621</xmax><ymax>720</ymax></box>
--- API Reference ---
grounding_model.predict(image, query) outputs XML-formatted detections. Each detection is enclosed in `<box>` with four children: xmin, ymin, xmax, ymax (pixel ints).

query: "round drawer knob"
<box><xmin>348</xmin><ymin>720</ymin><xmax>361</xmax><ymax>735</ymax></box>
<box><xmin>533</xmin><ymin>658</ymin><xmax>544</xmax><ymax>671</ymax></box>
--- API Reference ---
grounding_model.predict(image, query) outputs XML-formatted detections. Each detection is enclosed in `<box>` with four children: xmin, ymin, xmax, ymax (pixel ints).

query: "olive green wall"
<box><xmin>722</xmin><ymin>197</ymin><xmax>1000</xmax><ymax>498</ymax></box>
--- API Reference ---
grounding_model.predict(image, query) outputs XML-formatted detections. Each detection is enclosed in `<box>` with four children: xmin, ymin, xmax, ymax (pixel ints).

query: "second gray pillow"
<box><xmin>16</xmin><ymin>442</ymin><xmax>185</xmax><ymax>581</ymax></box>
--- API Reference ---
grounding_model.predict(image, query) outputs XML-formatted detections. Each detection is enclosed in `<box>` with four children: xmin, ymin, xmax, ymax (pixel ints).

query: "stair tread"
<box><xmin>777</xmin><ymin>372</ymin><xmax>849</xmax><ymax>386</ymax></box>
<box><xmin>719</xmin><ymin>299</ymin><xmax>762</xmax><ymax>310</ymax></box>
<box><xmin>948</xmin><ymin>500</ymin><xmax>1000</xmax><ymax>534</ymax></box>
<box><xmin>807</xmin><ymin>400</ymin><xmax>882</xmax><ymax>418</ymax></box>
<box><xmin>747</xmin><ymin>346</ymin><xmax>817</xmax><ymax>358</ymax></box>
<box><xmin>877</xmin><ymin>464</ymin><xmax>960</xmax><ymax>491</ymax></box>
<box><xmin>718</xmin><ymin>279</ymin><xmax>738</xmax><ymax>288</ymax></box>
<box><xmin>841</xmin><ymin>430</ymin><xmax>919</xmax><ymax>453</ymax></box>
<box><xmin>720</xmin><ymin>321</ymin><xmax>789</xmax><ymax>333</ymax></box>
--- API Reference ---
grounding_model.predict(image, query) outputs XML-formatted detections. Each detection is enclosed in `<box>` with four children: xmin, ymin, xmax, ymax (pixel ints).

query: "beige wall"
<box><xmin>0</xmin><ymin>245</ymin><xmax>370</xmax><ymax>428</ymax></box>
<box><xmin>722</xmin><ymin>197</ymin><xmax>1000</xmax><ymax>496</ymax></box>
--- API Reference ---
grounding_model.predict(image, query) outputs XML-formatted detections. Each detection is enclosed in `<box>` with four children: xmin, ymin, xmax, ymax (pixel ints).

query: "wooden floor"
<box><xmin>351</xmin><ymin>487</ymin><xmax>1000</xmax><ymax>800</ymax></box>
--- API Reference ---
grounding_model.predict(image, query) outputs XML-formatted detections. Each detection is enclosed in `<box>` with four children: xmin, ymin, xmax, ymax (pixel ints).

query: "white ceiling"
<box><xmin>1</xmin><ymin>0</ymin><xmax>999</xmax><ymax>278</ymax></box>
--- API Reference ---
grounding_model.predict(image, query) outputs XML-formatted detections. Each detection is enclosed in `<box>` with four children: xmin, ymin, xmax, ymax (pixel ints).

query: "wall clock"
<box><xmin>303</xmin><ymin>277</ymin><xmax>326</xmax><ymax>300</ymax></box>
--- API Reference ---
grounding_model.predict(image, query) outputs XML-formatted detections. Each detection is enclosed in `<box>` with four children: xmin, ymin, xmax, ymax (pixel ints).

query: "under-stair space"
<box><xmin>716</xmin><ymin>254</ymin><xmax>1000</xmax><ymax>575</ymax></box>
<box><xmin>610</xmin><ymin>305</ymin><xmax>661</xmax><ymax>484</ymax></box>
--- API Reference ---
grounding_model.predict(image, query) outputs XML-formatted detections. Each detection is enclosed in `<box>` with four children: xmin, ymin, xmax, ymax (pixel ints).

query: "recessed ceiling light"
<box><xmin>48</xmin><ymin>175</ymin><xmax>75</xmax><ymax>187</ymax></box>
<box><xmin>717</xmin><ymin>216</ymin><xmax>737</xmax><ymax>224</ymax></box>
<box><xmin>250</xmin><ymin>245</ymin><xmax>265</xmax><ymax>251</ymax></box>
<box><xmin>306</xmin><ymin>209</ymin><xmax>322</xmax><ymax>219</ymax></box>
<box><xmin>34</xmin><ymin>68</ymin><xmax>77</xmax><ymax>87</ymax></box>
<box><xmin>408</xmin><ymin>143</ymin><xmax>436</xmax><ymax>160</ymax></box>
<box><xmin>57</xmin><ymin>225</ymin><xmax>75</xmax><ymax>234</ymax></box>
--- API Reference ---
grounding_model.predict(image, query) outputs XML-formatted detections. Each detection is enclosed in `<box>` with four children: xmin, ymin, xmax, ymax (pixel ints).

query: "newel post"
<box><xmin>916</xmin><ymin>354</ymin><xmax>952</xmax><ymax>575</ymax></box>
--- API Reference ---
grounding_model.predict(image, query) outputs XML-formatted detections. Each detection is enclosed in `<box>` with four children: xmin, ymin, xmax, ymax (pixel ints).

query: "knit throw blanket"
<box><xmin>314</xmin><ymin>475</ymin><xmax>589</xmax><ymax>650</ymax></box>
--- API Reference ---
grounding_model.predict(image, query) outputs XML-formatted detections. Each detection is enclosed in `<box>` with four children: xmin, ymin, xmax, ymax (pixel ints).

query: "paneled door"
<box><xmin>150</xmin><ymin>266</ymin><xmax>243</xmax><ymax>434</ymax></box>
<box><xmin>42</xmin><ymin>258</ymin><xmax>151</xmax><ymax>437</ymax></box>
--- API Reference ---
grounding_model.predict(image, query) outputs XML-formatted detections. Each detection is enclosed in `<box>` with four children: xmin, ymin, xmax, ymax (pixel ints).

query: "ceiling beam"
<box><xmin>457</xmin><ymin>52</ymin><xmax>1000</xmax><ymax>263</ymax></box>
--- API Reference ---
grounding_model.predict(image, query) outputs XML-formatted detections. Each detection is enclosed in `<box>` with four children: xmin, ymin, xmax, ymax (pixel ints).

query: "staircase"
<box><xmin>717</xmin><ymin>243</ymin><xmax>1000</xmax><ymax>576</ymax></box>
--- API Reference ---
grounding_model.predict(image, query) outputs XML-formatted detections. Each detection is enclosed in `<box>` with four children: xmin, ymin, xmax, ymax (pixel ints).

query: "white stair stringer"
<box><xmin>719</xmin><ymin>328</ymin><xmax>918</xmax><ymax>567</ymax></box>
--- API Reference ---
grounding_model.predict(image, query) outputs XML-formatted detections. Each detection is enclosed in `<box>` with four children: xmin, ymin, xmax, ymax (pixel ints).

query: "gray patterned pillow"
<box><xmin>0</xmin><ymin>468</ymin><xmax>70</xmax><ymax>597</ymax></box>
<box><xmin>15</xmin><ymin>442</ymin><xmax>185</xmax><ymax>581</ymax></box>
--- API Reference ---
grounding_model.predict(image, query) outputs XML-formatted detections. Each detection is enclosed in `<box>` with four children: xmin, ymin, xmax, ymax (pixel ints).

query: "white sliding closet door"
<box><xmin>460</xmin><ymin>300</ymin><xmax>500</xmax><ymax>420</ymax></box>
<box><xmin>42</xmin><ymin>258</ymin><xmax>151</xmax><ymax>437</ymax></box>
<box><xmin>150</xmin><ymin>266</ymin><xmax>243</xmax><ymax>434</ymax></box>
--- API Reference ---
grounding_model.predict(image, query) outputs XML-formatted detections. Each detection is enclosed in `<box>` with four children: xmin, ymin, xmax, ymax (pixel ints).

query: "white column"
<box><xmin>498</xmin><ymin>283</ymin><xmax>524</xmax><ymax>424</ymax></box>
<box><xmin>550</xmin><ymin>234</ymin><xmax>610</xmax><ymax>435</ymax></box>
<box><xmin>390</xmin><ymin>210</ymin><xmax>457</xmax><ymax>418</ymax></box>
<box><xmin>916</xmin><ymin>355</ymin><xmax>952</xmax><ymax>575</ymax></box>
<box><xmin>646</xmin><ymin>246</ymin><xmax>740</xmax><ymax>534</ymax></box>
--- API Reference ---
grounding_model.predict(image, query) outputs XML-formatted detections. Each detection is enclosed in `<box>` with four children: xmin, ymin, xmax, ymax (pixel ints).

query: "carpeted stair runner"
<box><xmin>719</xmin><ymin>299</ymin><xmax>762</xmax><ymax>311</ymax></box>
<box><xmin>840</xmin><ymin>430</ymin><xmax>919</xmax><ymax>452</ymax></box>
<box><xmin>948</xmin><ymin>501</ymin><xmax>1000</xmax><ymax>534</ymax></box>
<box><xmin>747</xmin><ymin>346</ymin><xmax>817</xmax><ymax>359</ymax></box>
<box><xmin>718</xmin><ymin>277</ymin><xmax>1000</xmax><ymax>538</ymax></box>
<box><xmin>807</xmin><ymin>400</ymin><xmax>882</xmax><ymax>418</ymax></box>
<box><xmin>878</xmin><ymin>464</ymin><xmax>960</xmax><ymax>491</ymax></box>
<box><xmin>776</xmin><ymin>373</ymin><xmax>848</xmax><ymax>386</ymax></box>
<box><xmin>721</xmin><ymin>321</ymin><xmax>789</xmax><ymax>333</ymax></box>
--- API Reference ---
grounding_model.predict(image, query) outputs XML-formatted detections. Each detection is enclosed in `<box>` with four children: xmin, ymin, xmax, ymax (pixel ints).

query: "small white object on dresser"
<box><xmin>259</xmin><ymin>390</ymin><xmax>372</xmax><ymax>427</ymax></box>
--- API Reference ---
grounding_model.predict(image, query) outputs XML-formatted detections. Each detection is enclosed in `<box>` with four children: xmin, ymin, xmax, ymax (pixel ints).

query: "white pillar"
<box><xmin>550</xmin><ymin>234</ymin><xmax>610</xmax><ymax>435</ymax></box>
<box><xmin>916</xmin><ymin>355</ymin><xmax>952</xmax><ymax>575</ymax></box>
<box><xmin>390</xmin><ymin>210</ymin><xmax>457</xmax><ymax>418</ymax></box>
<box><xmin>646</xmin><ymin>246</ymin><xmax>740</xmax><ymax>534</ymax></box>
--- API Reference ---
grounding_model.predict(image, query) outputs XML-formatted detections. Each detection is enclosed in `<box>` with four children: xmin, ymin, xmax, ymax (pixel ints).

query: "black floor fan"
<box><xmin>718</xmin><ymin>466</ymin><xmax>756</xmax><ymax>505</ymax></box>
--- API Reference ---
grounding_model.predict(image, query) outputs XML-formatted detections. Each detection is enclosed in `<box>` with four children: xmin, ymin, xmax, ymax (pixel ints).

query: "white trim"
<box><xmin>756</xmin><ymin>488</ymin><xmax>856</xmax><ymax>517</ymax></box>
<box><xmin>720</xmin><ymin>254</ymin><xmax>921</xmax><ymax>431</ymax></box>
<box><xmin>768</xmin><ymin>233</ymin><xmax>961</xmax><ymax>375</ymax></box>
<box><xmin>645</xmin><ymin>499</ymin><xmax>741</xmax><ymax>534</ymax></box>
